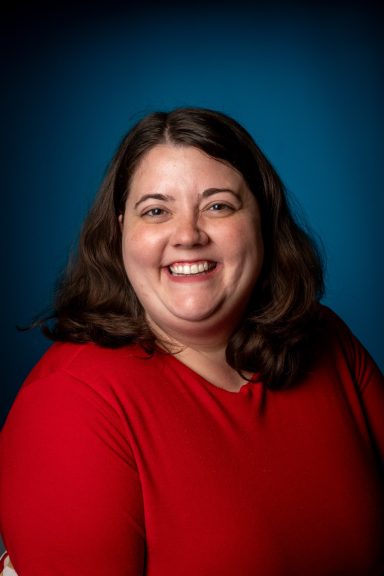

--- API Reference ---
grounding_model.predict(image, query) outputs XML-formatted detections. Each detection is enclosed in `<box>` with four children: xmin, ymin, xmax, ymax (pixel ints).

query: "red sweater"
<box><xmin>1</xmin><ymin>307</ymin><xmax>383</xmax><ymax>575</ymax></box>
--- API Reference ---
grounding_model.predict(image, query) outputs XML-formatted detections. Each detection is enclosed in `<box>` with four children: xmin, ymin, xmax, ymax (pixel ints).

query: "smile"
<box><xmin>168</xmin><ymin>261</ymin><xmax>217</xmax><ymax>276</ymax></box>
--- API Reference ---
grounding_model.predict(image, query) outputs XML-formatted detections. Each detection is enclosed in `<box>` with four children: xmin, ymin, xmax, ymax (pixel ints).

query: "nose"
<box><xmin>171</xmin><ymin>212</ymin><xmax>209</xmax><ymax>248</ymax></box>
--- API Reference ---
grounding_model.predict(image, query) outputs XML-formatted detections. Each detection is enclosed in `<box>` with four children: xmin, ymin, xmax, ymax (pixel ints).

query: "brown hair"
<box><xmin>41</xmin><ymin>107</ymin><xmax>324</xmax><ymax>388</ymax></box>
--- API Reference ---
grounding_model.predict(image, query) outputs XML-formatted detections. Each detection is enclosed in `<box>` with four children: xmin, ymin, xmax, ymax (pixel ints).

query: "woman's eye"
<box><xmin>142</xmin><ymin>207</ymin><xmax>167</xmax><ymax>218</ymax></box>
<box><xmin>207</xmin><ymin>202</ymin><xmax>234</xmax><ymax>213</ymax></box>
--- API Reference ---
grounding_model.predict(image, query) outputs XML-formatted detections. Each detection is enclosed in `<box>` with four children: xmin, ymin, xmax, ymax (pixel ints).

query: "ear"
<box><xmin>118</xmin><ymin>214</ymin><xmax>124</xmax><ymax>232</ymax></box>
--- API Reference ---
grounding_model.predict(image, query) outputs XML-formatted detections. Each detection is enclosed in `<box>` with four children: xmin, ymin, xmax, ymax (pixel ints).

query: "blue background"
<box><xmin>2</xmin><ymin>1</ymin><xmax>383</xmax><ymax>427</ymax></box>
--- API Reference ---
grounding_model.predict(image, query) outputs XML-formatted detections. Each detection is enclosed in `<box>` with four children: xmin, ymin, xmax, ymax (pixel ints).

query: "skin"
<box><xmin>119</xmin><ymin>144</ymin><xmax>264</xmax><ymax>391</ymax></box>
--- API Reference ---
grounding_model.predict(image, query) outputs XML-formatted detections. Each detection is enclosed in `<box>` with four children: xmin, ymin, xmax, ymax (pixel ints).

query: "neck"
<box><xmin>175</xmin><ymin>344</ymin><xmax>250</xmax><ymax>392</ymax></box>
<box><xmin>149</xmin><ymin>321</ymin><xmax>250</xmax><ymax>393</ymax></box>
<box><xmin>147</xmin><ymin>313</ymin><xmax>237</xmax><ymax>352</ymax></box>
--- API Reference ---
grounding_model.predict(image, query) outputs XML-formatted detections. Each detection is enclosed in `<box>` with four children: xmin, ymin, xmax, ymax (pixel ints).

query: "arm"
<box><xmin>351</xmin><ymin>333</ymin><xmax>384</xmax><ymax>464</ymax></box>
<box><xmin>325</xmin><ymin>307</ymin><xmax>384</xmax><ymax>464</ymax></box>
<box><xmin>0</xmin><ymin>370</ymin><xmax>146</xmax><ymax>575</ymax></box>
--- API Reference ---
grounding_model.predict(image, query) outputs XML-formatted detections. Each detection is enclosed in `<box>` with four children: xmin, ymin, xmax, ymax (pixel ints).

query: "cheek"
<box><xmin>121</xmin><ymin>228</ymin><xmax>162</xmax><ymax>273</ymax></box>
<box><xmin>219</xmin><ymin>219</ymin><xmax>263</xmax><ymax>262</ymax></box>
<box><xmin>128</xmin><ymin>224</ymin><xmax>166</xmax><ymax>247</ymax></box>
<box><xmin>121</xmin><ymin>230</ymin><xmax>140</xmax><ymax>277</ymax></box>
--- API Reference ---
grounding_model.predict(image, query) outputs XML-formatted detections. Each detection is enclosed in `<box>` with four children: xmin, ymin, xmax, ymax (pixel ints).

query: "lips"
<box><xmin>168</xmin><ymin>261</ymin><xmax>217</xmax><ymax>276</ymax></box>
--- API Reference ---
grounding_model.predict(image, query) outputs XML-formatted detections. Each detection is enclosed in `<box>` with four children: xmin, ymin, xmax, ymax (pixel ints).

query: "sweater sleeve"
<box><xmin>350</xmin><ymin>333</ymin><xmax>384</xmax><ymax>465</ymax></box>
<box><xmin>326</xmin><ymin>308</ymin><xmax>384</xmax><ymax>465</ymax></box>
<box><xmin>0</xmin><ymin>370</ymin><xmax>146</xmax><ymax>576</ymax></box>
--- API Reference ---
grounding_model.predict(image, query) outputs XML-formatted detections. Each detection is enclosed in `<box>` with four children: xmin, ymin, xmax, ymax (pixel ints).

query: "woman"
<box><xmin>1</xmin><ymin>107</ymin><xmax>383</xmax><ymax>575</ymax></box>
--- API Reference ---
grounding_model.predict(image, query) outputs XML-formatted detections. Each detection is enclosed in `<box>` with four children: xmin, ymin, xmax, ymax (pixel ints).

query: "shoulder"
<box><xmin>315</xmin><ymin>304</ymin><xmax>383</xmax><ymax>391</ymax></box>
<box><xmin>318</xmin><ymin>303</ymin><xmax>351</xmax><ymax>331</ymax></box>
<box><xmin>6</xmin><ymin>342</ymin><xmax>166</xmax><ymax>431</ymax></box>
<box><xmin>317</xmin><ymin>304</ymin><xmax>362</xmax><ymax>353</ymax></box>
<box><xmin>2</xmin><ymin>343</ymin><xmax>166</xmax><ymax>460</ymax></box>
<box><xmin>24</xmin><ymin>341</ymin><xmax>156</xmax><ymax>391</ymax></box>
<box><xmin>29</xmin><ymin>340</ymin><xmax>151</xmax><ymax>374</ymax></box>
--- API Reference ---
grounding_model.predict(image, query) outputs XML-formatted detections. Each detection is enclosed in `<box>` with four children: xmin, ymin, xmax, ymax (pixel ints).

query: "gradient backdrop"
<box><xmin>1</xmin><ymin>0</ymin><xmax>383</xmax><ymax>427</ymax></box>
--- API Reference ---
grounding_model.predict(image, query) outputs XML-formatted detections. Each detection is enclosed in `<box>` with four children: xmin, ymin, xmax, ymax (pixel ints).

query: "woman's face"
<box><xmin>119</xmin><ymin>144</ymin><xmax>264</xmax><ymax>344</ymax></box>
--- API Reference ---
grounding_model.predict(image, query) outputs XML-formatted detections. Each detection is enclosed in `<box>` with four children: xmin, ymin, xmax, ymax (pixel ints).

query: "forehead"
<box><xmin>130</xmin><ymin>144</ymin><xmax>245</xmax><ymax>193</ymax></box>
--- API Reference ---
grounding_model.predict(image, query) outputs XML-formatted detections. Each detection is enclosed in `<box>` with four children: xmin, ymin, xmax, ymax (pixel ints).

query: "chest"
<box><xmin>122</xmin><ymin>369</ymin><xmax>384</xmax><ymax>575</ymax></box>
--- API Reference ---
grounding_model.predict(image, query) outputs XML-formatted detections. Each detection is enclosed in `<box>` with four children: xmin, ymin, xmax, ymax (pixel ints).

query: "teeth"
<box><xmin>169</xmin><ymin>261</ymin><xmax>215</xmax><ymax>275</ymax></box>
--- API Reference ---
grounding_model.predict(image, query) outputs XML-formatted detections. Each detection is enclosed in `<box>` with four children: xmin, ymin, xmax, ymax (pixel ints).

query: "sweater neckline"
<box><xmin>161</xmin><ymin>350</ymin><xmax>261</xmax><ymax>396</ymax></box>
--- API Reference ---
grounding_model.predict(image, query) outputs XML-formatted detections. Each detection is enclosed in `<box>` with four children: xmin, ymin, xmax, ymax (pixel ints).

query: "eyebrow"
<box><xmin>134</xmin><ymin>194</ymin><xmax>175</xmax><ymax>209</ymax></box>
<box><xmin>201</xmin><ymin>188</ymin><xmax>241</xmax><ymax>200</ymax></box>
<box><xmin>133</xmin><ymin>188</ymin><xmax>241</xmax><ymax>210</ymax></box>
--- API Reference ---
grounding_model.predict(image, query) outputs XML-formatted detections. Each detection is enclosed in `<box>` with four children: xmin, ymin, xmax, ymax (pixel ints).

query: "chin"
<box><xmin>171</xmin><ymin>307</ymin><xmax>240</xmax><ymax>334</ymax></box>
<box><xmin>171</xmin><ymin>304</ymin><xmax>223</xmax><ymax>323</ymax></box>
